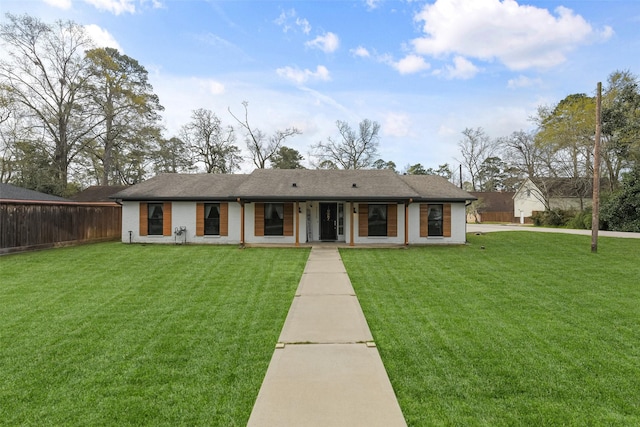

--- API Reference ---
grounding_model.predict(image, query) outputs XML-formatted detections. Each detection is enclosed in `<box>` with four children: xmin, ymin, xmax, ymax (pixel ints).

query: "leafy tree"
<box><xmin>153</xmin><ymin>136</ymin><xmax>196</xmax><ymax>174</ymax></box>
<box><xmin>602</xmin><ymin>70</ymin><xmax>640</xmax><ymax>187</ymax></box>
<box><xmin>405</xmin><ymin>163</ymin><xmax>427</xmax><ymax>175</ymax></box>
<box><xmin>271</xmin><ymin>146</ymin><xmax>305</xmax><ymax>169</ymax></box>
<box><xmin>600</xmin><ymin>165</ymin><xmax>640</xmax><ymax>232</ymax></box>
<box><xmin>373</xmin><ymin>158</ymin><xmax>396</xmax><ymax>172</ymax></box>
<box><xmin>0</xmin><ymin>13</ymin><xmax>97</xmax><ymax>195</ymax></box>
<box><xmin>85</xmin><ymin>47</ymin><xmax>164</xmax><ymax>185</ymax></box>
<box><xmin>229</xmin><ymin>101</ymin><xmax>301</xmax><ymax>169</ymax></box>
<box><xmin>425</xmin><ymin>163</ymin><xmax>453</xmax><ymax>180</ymax></box>
<box><xmin>317</xmin><ymin>159</ymin><xmax>338</xmax><ymax>170</ymax></box>
<box><xmin>312</xmin><ymin>119</ymin><xmax>380</xmax><ymax>169</ymax></box>
<box><xmin>534</xmin><ymin>94</ymin><xmax>595</xmax><ymax>179</ymax></box>
<box><xmin>181</xmin><ymin>108</ymin><xmax>241</xmax><ymax>174</ymax></box>
<box><xmin>456</xmin><ymin>127</ymin><xmax>495</xmax><ymax>191</ymax></box>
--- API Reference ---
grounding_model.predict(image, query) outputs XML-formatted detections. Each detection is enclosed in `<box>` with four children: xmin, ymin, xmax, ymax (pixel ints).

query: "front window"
<box><xmin>368</xmin><ymin>204</ymin><xmax>387</xmax><ymax>236</ymax></box>
<box><xmin>148</xmin><ymin>203</ymin><xmax>163</xmax><ymax>235</ymax></box>
<box><xmin>204</xmin><ymin>203</ymin><xmax>220</xmax><ymax>235</ymax></box>
<box><xmin>428</xmin><ymin>204</ymin><xmax>443</xmax><ymax>236</ymax></box>
<box><xmin>264</xmin><ymin>203</ymin><xmax>284</xmax><ymax>236</ymax></box>
<box><xmin>338</xmin><ymin>203</ymin><xmax>344</xmax><ymax>235</ymax></box>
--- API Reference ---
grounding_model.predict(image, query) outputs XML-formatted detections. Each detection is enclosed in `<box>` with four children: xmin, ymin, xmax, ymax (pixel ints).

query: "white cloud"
<box><xmin>351</xmin><ymin>46</ymin><xmax>371</xmax><ymax>58</ymax></box>
<box><xmin>383</xmin><ymin>112</ymin><xmax>412</xmax><ymax>137</ymax></box>
<box><xmin>275</xmin><ymin>9</ymin><xmax>311</xmax><ymax>34</ymax></box>
<box><xmin>507</xmin><ymin>75</ymin><xmax>543</xmax><ymax>89</ymax></box>
<box><xmin>442</xmin><ymin>56</ymin><xmax>479</xmax><ymax>79</ymax></box>
<box><xmin>391</xmin><ymin>54</ymin><xmax>430</xmax><ymax>75</ymax></box>
<box><xmin>365</xmin><ymin>0</ymin><xmax>383</xmax><ymax>10</ymax></box>
<box><xmin>276</xmin><ymin>65</ymin><xmax>331</xmax><ymax>85</ymax></box>
<box><xmin>296</xmin><ymin>18</ymin><xmax>311</xmax><ymax>35</ymax></box>
<box><xmin>84</xmin><ymin>24</ymin><xmax>122</xmax><ymax>50</ymax></box>
<box><xmin>412</xmin><ymin>0</ymin><xmax>612</xmax><ymax>70</ymax></box>
<box><xmin>44</xmin><ymin>0</ymin><xmax>72</xmax><ymax>9</ymax></box>
<box><xmin>206</xmin><ymin>80</ymin><xmax>225</xmax><ymax>95</ymax></box>
<box><xmin>83</xmin><ymin>0</ymin><xmax>136</xmax><ymax>15</ymax></box>
<box><xmin>306</xmin><ymin>32</ymin><xmax>340</xmax><ymax>53</ymax></box>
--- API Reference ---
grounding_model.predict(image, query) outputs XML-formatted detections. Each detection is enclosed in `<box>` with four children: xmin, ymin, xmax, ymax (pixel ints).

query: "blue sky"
<box><xmin>2</xmin><ymin>0</ymin><xmax>639</xmax><ymax>172</ymax></box>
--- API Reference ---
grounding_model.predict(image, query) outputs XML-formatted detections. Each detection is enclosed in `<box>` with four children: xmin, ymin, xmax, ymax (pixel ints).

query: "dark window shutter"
<box><xmin>196</xmin><ymin>203</ymin><xmax>204</xmax><ymax>236</ymax></box>
<box><xmin>443</xmin><ymin>204</ymin><xmax>452</xmax><ymax>237</ymax></box>
<box><xmin>420</xmin><ymin>204</ymin><xmax>428</xmax><ymax>237</ymax></box>
<box><xmin>220</xmin><ymin>203</ymin><xmax>229</xmax><ymax>236</ymax></box>
<box><xmin>358</xmin><ymin>204</ymin><xmax>368</xmax><ymax>237</ymax></box>
<box><xmin>283</xmin><ymin>203</ymin><xmax>294</xmax><ymax>236</ymax></box>
<box><xmin>255</xmin><ymin>203</ymin><xmax>264</xmax><ymax>236</ymax></box>
<box><xmin>163</xmin><ymin>203</ymin><xmax>172</xmax><ymax>236</ymax></box>
<box><xmin>387</xmin><ymin>204</ymin><xmax>397</xmax><ymax>237</ymax></box>
<box><xmin>139</xmin><ymin>203</ymin><xmax>148</xmax><ymax>236</ymax></box>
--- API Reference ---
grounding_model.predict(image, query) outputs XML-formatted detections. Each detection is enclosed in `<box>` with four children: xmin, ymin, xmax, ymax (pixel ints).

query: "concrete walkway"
<box><xmin>467</xmin><ymin>223</ymin><xmax>640</xmax><ymax>239</ymax></box>
<box><xmin>247</xmin><ymin>247</ymin><xmax>407</xmax><ymax>427</ymax></box>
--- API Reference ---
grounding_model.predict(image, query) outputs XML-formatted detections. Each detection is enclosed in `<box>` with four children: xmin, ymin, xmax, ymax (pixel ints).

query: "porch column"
<box><xmin>295</xmin><ymin>201</ymin><xmax>300</xmax><ymax>247</ymax></box>
<box><xmin>349</xmin><ymin>202</ymin><xmax>355</xmax><ymax>247</ymax></box>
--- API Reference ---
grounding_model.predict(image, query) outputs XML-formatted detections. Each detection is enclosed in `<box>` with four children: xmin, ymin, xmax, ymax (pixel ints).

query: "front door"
<box><xmin>319</xmin><ymin>203</ymin><xmax>337</xmax><ymax>241</ymax></box>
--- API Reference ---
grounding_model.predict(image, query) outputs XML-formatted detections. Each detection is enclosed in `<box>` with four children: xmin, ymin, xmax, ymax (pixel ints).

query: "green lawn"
<box><xmin>0</xmin><ymin>243</ymin><xmax>309</xmax><ymax>426</ymax></box>
<box><xmin>341</xmin><ymin>232</ymin><xmax>640</xmax><ymax>426</ymax></box>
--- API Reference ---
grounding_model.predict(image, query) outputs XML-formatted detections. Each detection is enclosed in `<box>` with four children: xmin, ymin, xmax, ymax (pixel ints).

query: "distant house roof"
<box><xmin>111</xmin><ymin>170</ymin><xmax>476</xmax><ymax>202</ymax></box>
<box><xmin>0</xmin><ymin>183</ymin><xmax>69</xmax><ymax>202</ymax></box>
<box><xmin>526</xmin><ymin>177</ymin><xmax>599</xmax><ymax>198</ymax></box>
<box><xmin>70</xmin><ymin>185</ymin><xmax>129</xmax><ymax>202</ymax></box>
<box><xmin>469</xmin><ymin>192</ymin><xmax>515</xmax><ymax>212</ymax></box>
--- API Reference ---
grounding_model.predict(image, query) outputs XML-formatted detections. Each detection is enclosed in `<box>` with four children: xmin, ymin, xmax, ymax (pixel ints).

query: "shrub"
<box><xmin>600</xmin><ymin>166</ymin><xmax>640</xmax><ymax>232</ymax></box>
<box><xmin>531</xmin><ymin>209</ymin><xmax>573</xmax><ymax>227</ymax></box>
<box><xmin>566</xmin><ymin>209</ymin><xmax>592</xmax><ymax>230</ymax></box>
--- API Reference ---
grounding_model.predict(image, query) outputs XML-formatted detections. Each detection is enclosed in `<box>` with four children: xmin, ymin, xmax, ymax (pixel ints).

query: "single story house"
<box><xmin>111</xmin><ymin>169</ymin><xmax>476</xmax><ymax>246</ymax></box>
<box><xmin>514</xmin><ymin>177</ymin><xmax>594</xmax><ymax>218</ymax></box>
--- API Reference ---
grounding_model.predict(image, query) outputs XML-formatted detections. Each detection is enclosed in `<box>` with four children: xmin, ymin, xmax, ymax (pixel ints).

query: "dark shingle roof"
<box><xmin>235</xmin><ymin>169</ymin><xmax>420</xmax><ymax>201</ymax></box>
<box><xmin>469</xmin><ymin>192</ymin><xmax>514</xmax><ymax>212</ymax></box>
<box><xmin>400</xmin><ymin>175</ymin><xmax>477</xmax><ymax>202</ymax></box>
<box><xmin>70</xmin><ymin>185</ymin><xmax>129</xmax><ymax>202</ymax></box>
<box><xmin>111</xmin><ymin>174</ymin><xmax>249</xmax><ymax>200</ymax></box>
<box><xmin>530</xmin><ymin>177</ymin><xmax>595</xmax><ymax>198</ymax></box>
<box><xmin>0</xmin><ymin>183</ymin><xmax>69</xmax><ymax>202</ymax></box>
<box><xmin>111</xmin><ymin>170</ymin><xmax>476</xmax><ymax>202</ymax></box>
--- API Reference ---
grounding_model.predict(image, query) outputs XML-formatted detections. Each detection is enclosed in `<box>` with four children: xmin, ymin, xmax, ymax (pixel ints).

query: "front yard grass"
<box><xmin>341</xmin><ymin>232</ymin><xmax>640</xmax><ymax>426</ymax></box>
<box><xmin>0</xmin><ymin>243</ymin><xmax>309</xmax><ymax>426</ymax></box>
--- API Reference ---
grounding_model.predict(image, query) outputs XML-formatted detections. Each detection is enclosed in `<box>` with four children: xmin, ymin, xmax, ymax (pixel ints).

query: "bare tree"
<box><xmin>312</xmin><ymin>119</ymin><xmax>380</xmax><ymax>169</ymax></box>
<box><xmin>228</xmin><ymin>101</ymin><xmax>301</xmax><ymax>169</ymax></box>
<box><xmin>0</xmin><ymin>13</ymin><xmax>97</xmax><ymax>195</ymax></box>
<box><xmin>456</xmin><ymin>127</ymin><xmax>495</xmax><ymax>191</ymax></box>
<box><xmin>181</xmin><ymin>108</ymin><xmax>241</xmax><ymax>174</ymax></box>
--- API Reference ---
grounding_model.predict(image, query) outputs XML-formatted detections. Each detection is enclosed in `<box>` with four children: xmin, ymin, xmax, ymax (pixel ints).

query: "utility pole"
<box><xmin>591</xmin><ymin>82</ymin><xmax>602</xmax><ymax>253</ymax></box>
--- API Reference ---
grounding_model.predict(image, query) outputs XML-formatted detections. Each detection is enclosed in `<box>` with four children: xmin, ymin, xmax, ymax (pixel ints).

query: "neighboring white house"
<box><xmin>111</xmin><ymin>169</ymin><xmax>476</xmax><ymax>246</ymax></box>
<box><xmin>514</xmin><ymin>177</ymin><xmax>594</xmax><ymax>218</ymax></box>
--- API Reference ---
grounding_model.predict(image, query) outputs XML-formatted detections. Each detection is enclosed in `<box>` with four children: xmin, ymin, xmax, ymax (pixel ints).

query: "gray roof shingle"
<box><xmin>111</xmin><ymin>174</ymin><xmax>248</xmax><ymax>200</ymax></box>
<box><xmin>0</xmin><ymin>183</ymin><xmax>69</xmax><ymax>202</ymax></box>
<box><xmin>111</xmin><ymin>170</ymin><xmax>476</xmax><ymax>202</ymax></box>
<box><xmin>400</xmin><ymin>175</ymin><xmax>477</xmax><ymax>201</ymax></box>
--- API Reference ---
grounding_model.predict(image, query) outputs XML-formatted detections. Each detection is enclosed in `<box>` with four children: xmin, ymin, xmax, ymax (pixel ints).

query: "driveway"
<box><xmin>467</xmin><ymin>223</ymin><xmax>640</xmax><ymax>239</ymax></box>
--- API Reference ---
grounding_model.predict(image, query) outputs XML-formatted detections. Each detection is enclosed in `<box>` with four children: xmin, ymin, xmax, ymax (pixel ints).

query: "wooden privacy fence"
<box><xmin>0</xmin><ymin>200</ymin><xmax>121</xmax><ymax>254</ymax></box>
